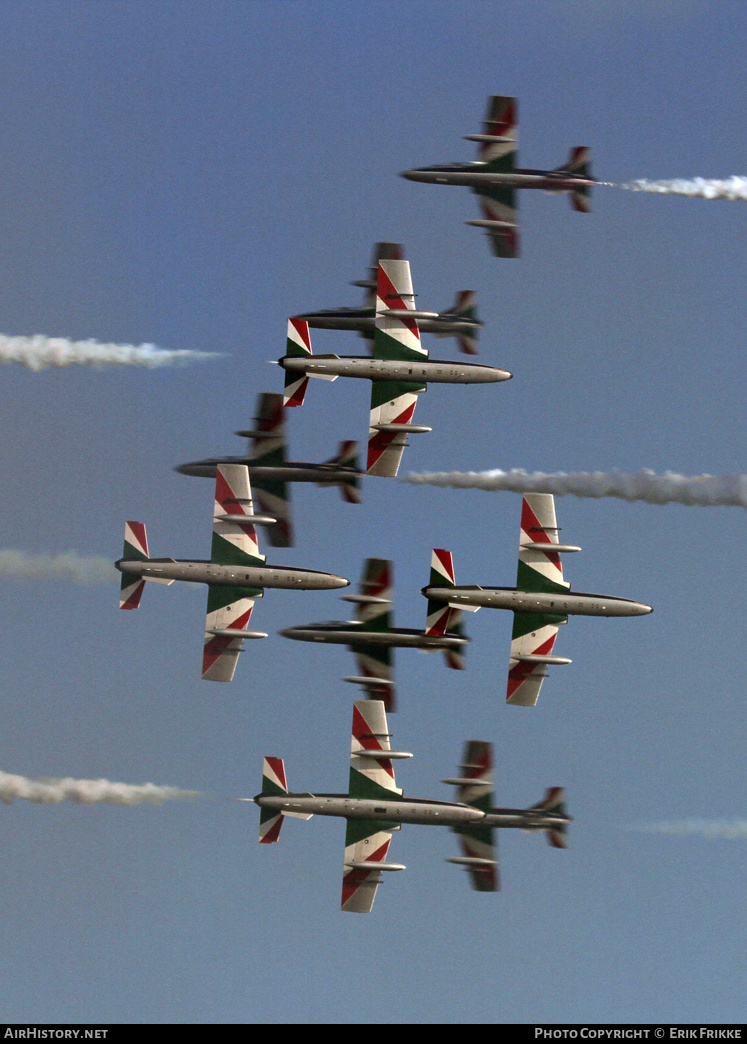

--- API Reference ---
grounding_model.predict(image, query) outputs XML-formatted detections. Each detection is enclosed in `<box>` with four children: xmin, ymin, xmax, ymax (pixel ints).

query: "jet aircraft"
<box><xmin>115</xmin><ymin>463</ymin><xmax>349</xmax><ymax>682</ymax></box>
<box><xmin>278</xmin><ymin>258</ymin><xmax>512</xmax><ymax>477</ymax></box>
<box><xmin>251</xmin><ymin>699</ymin><xmax>570</xmax><ymax>912</ymax></box>
<box><xmin>401</xmin><ymin>95</ymin><xmax>595</xmax><ymax>258</ymax></box>
<box><xmin>175</xmin><ymin>391</ymin><xmax>362</xmax><ymax>547</ymax></box>
<box><xmin>280</xmin><ymin>557</ymin><xmax>469</xmax><ymax>710</ymax></box>
<box><xmin>422</xmin><ymin>493</ymin><xmax>652</xmax><ymax>706</ymax></box>
<box><xmin>293</xmin><ymin>241</ymin><xmax>482</xmax><ymax>355</ymax></box>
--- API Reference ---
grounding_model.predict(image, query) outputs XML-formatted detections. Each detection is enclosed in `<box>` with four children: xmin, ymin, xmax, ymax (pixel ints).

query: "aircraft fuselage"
<box><xmin>293</xmin><ymin>307</ymin><xmax>481</xmax><ymax>337</ymax></box>
<box><xmin>280</xmin><ymin>355</ymin><xmax>511</xmax><ymax>383</ymax></box>
<box><xmin>281</xmin><ymin>622</ymin><xmax>469</xmax><ymax>649</ymax></box>
<box><xmin>116</xmin><ymin>558</ymin><xmax>349</xmax><ymax>591</ymax></box>
<box><xmin>255</xmin><ymin>792</ymin><xmax>568</xmax><ymax>830</ymax></box>
<box><xmin>424</xmin><ymin>585</ymin><xmax>652</xmax><ymax>617</ymax></box>
<box><xmin>175</xmin><ymin>458</ymin><xmax>361</xmax><ymax>482</ymax></box>
<box><xmin>401</xmin><ymin>163</ymin><xmax>596</xmax><ymax>191</ymax></box>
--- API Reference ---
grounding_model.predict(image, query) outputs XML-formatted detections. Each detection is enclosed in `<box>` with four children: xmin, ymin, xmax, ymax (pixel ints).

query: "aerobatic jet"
<box><xmin>175</xmin><ymin>392</ymin><xmax>362</xmax><ymax>547</ymax></box>
<box><xmin>280</xmin><ymin>557</ymin><xmax>468</xmax><ymax>710</ymax></box>
<box><xmin>251</xmin><ymin>699</ymin><xmax>570</xmax><ymax>912</ymax></box>
<box><xmin>293</xmin><ymin>241</ymin><xmax>483</xmax><ymax>355</ymax></box>
<box><xmin>278</xmin><ymin>258</ymin><xmax>512</xmax><ymax>477</ymax></box>
<box><xmin>422</xmin><ymin>493</ymin><xmax>652</xmax><ymax>706</ymax></box>
<box><xmin>401</xmin><ymin>95</ymin><xmax>594</xmax><ymax>258</ymax></box>
<box><xmin>115</xmin><ymin>464</ymin><xmax>349</xmax><ymax>682</ymax></box>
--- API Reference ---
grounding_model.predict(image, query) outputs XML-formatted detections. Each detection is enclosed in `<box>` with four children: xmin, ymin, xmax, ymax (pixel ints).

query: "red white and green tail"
<box><xmin>283</xmin><ymin>318</ymin><xmax>313</xmax><ymax>406</ymax></box>
<box><xmin>447</xmin><ymin>290</ymin><xmax>479</xmax><ymax>354</ymax></box>
<box><xmin>425</xmin><ymin>549</ymin><xmax>460</xmax><ymax>636</ymax></box>
<box><xmin>258</xmin><ymin>756</ymin><xmax>288</xmax><ymax>843</ymax></box>
<box><xmin>530</xmin><ymin>786</ymin><xmax>569</xmax><ymax>848</ymax></box>
<box><xmin>321</xmin><ymin>439</ymin><xmax>362</xmax><ymax>505</ymax></box>
<box><xmin>367</xmin><ymin>259</ymin><xmax>427</xmax><ymax>477</ymax></box>
<box><xmin>119</xmin><ymin>521</ymin><xmax>149</xmax><ymax>610</ymax></box>
<box><xmin>557</xmin><ymin>146</ymin><xmax>593</xmax><ymax>212</ymax></box>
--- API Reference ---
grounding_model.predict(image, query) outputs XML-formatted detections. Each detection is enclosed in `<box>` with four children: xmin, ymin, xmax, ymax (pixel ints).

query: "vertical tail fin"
<box><xmin>119</xmin><ymin>521</ymin><xmax>149</xmax><ymax>610</ymax></box>
<box><xmin>425</xmin><ymin>549</ymin><xmax>459</xmax><ymax>636</ymax></box>
<box><xmin>258</xmin><ymin>757</ymin><xmax>288</xmax><ymax>843</ymax></box>
<box><xmin>531</xmin><ymin>786</ymin><xmax>569</xmax><ymax>848</ymax></box>
<box><xmin>283</xmin><ymin>319</ymin><xmax>312</xmax><ymax>406</ymax></box>
<box><xmin>448</xmin><ymin>290</ymin><xmax>479</xmax><ymax>355</ymax></box>
<box><xmin>558</xmin><ymin>147</ymin><xmax>592</xmax><ymax>212</ymax></box>
<box><xmin>324</xmin><ymin>440</ymin><xmax>362</xmax><ymax>504</ymax></box>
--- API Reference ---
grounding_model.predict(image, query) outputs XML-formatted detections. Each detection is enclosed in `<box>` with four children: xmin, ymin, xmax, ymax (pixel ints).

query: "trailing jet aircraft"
<box><xmin>251</xmin><ymin>700</ymin><xmax>570</xmax><ymax>912</ymax></box>
<box><xmin>115</xmin><ymin>463</ymin><xmax>349</xmax><ymax>682</ymax></box>
<box><xmin>401</xmin><ymin>95</ymin><xmax>595</xmax><ymax>258</ymax></box>
<box><xmin>293</xmin><ymin>241</ymin><xmax>482</xmax><ymax>355</ymax></box>
<box><xmin>175</xmin><ymin>392</ymin><xmax>362</xmax><ymax>547</ymax></box>
<box><xmin>279</xmin><ymin>258</ymin><xmax>512</xmax><ymax>477</ymax></box>
<box><xmin>280</xmin><ymin>557</ymin><xmax>468</xmax><ymax>711</ymax></box>
<box><xmin>422</xmin><ymin>493</ymin><xmax>652</xmax><ymax>706</ymax></box>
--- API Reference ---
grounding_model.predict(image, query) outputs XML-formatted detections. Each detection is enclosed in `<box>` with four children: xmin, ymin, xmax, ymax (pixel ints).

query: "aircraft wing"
<box><xmin>342</xmin><ymin>700</ymin><xmax>403</xmax><ymax>913</ymax></box>
<box><xmin>367</xmin><ymin>259</ymin><xmax>427</xmax><ymax>476</ymax></box>
<box><xmin>471</xmin><ymin>96</ymin><xmax>520</xmax><ymax>258</ymax></box>
<box><xmin>507</xmin><ymin>494</ymin><xmax>571</xmax><ymax>705</ymax></box>
<box><xmin>506</xmin><ymin>613</ymin><xmax>566</xmax><ymax>706</ymax></box>
<box><xmin>203</xmin><ymin>464</ymin><xmax>265</xmax><ymax>682</ymax></box>
<box><xmin>347</xmin><ymin>558</ymin><xmax>395</xmax><ymax>709</ymax></box>
<box><xmin>449</xmin><ymin>741</ymin><xmax>499</xmax><ymax>892</ymax></box>
<box><xmin>245</xmin><ymin>393</ymin><xmax>293</xmax><ymax>546</ymax></box>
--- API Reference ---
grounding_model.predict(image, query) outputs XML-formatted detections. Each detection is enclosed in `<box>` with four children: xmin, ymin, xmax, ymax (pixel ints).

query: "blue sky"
<box><xmin>0</xmin><ymin>0</ymin><xmax>744</xmax><ymax>1024</ymax></box>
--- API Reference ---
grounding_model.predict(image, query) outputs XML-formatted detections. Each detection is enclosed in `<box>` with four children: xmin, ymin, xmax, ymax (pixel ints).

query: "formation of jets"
<box><xmin>279</xmin><ymin>258</ymin><xmax>512</xmax><ymax>476</ymax></box>
<box><xmin>115</xmin><ymin>95</ymin><xmax>650</xmax><ymax>910</ymax></box>
<box><xmin>401</xmin><ymin>95</ymin><xmax>595</xmax><ymax>257</ymax></box>
<box><xmin>423</xmin><ymin>493</ymin><xmax>652</xmax><ymax>706</ymax></box>
<box><xmin>249</xmin><ymin>700</ymin><xmax>571</xmax><ymax>910</ymax></box>
<box><xmin>176</xmin><ymin>391</ymin><xmax>362</xmax><ymax>546</ymax></box>
<box><xmin>282</xmin><ymin>557</ymin><xmax>468</xmax><ymax>710</ymax></box>
<box><xmin>293</xmin><ymin>241</ymin><xmax>483</xmax><ymax>355</ymax></box>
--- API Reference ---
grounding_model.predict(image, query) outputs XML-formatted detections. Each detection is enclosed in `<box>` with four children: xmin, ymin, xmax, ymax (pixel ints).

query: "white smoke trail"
<box><xmin>619</xmin><ymin>176</ymin><xmax>747</xmax><ymax>201</ymax></box>
<box><xmin>0</xmin><ymin>769</ymin><xmax>201</xmax><ymax>806</ymax></box>
<box><xmin>401</xmin><ymin>468</ymin><xmax>747</xmax><ymax>509</ymax></box>
<box><xmin>0</xmin><ymin>334</ymin><xmax>224</xmax><ymax>371</ymax></box>
<box><xmin>0</xmin><ymin>550</ymin><xmax>117</xmax><ymax>584</ymax></box>
<box><xmin>632</xmin><ymin>820</ymin><xmax>747</xmax><ymax>840</ymax></box>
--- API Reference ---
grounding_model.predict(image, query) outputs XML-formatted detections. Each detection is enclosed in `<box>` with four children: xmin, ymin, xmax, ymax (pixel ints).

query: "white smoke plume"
<box><xmin>0</xmin><ymin>550</ymin><xmax>118</xmax><ymax>584</ymax></box>
<box><xmin>401</xmin><ymin>468</ymin><xmax>747</xmax><ymax>509</ymax></box>
<box><xmin>632</xmin><ymin>820</ymin><xmax>747</xmax><ymax>840</ymax></box>
<box><xmin>0</xmin><ymin>334</ymin><xmax>223</xmax><ymax>371</ymax></box>
<box><xmin>619</xmin><ymin>176</ymin><xmax>747</xmax><ymax>201</ymax></box>
<box><xmin>0</xmin><ymin>770</ymin><xmax>201</xmax><ymax>806</ymax></box>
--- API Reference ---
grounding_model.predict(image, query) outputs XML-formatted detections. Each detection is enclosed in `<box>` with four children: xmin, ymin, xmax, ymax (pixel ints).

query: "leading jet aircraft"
<box><xmin>293</xmin><ymin>241</ymin><xmax>483</xmax><ymax>355</ymax></box>
<box><xmin>175</xmin><ymin>391</ymin><xmax>362</xmax><ymax>547</ymax></box>
<box><xmin>251</xmin><ymin>699</ymin><xmax>570</xmax><ymax>912</ymax></box>
<box><xmin>279</xmin><ymin>258</ymin><xmax>512</xmax><ymax>477</ymax></box>
<box><xmin>116</xmin><ymin>463</ymin><xmax>349</xmax><ymax>682</ymax></box>
<box><xmin>280</xmin><ymin>557</ymin><xmax>469</xmax><ymax>711</ymax></box>
<box><xmin>422</xmin><ymin>493</ymin><xmax>652</xmax><ymax>706</ymax></box>
<box><xmin>401</xmin><ymin>95</ymin><xmax>595</xmax><ymax>258</ymax></box>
